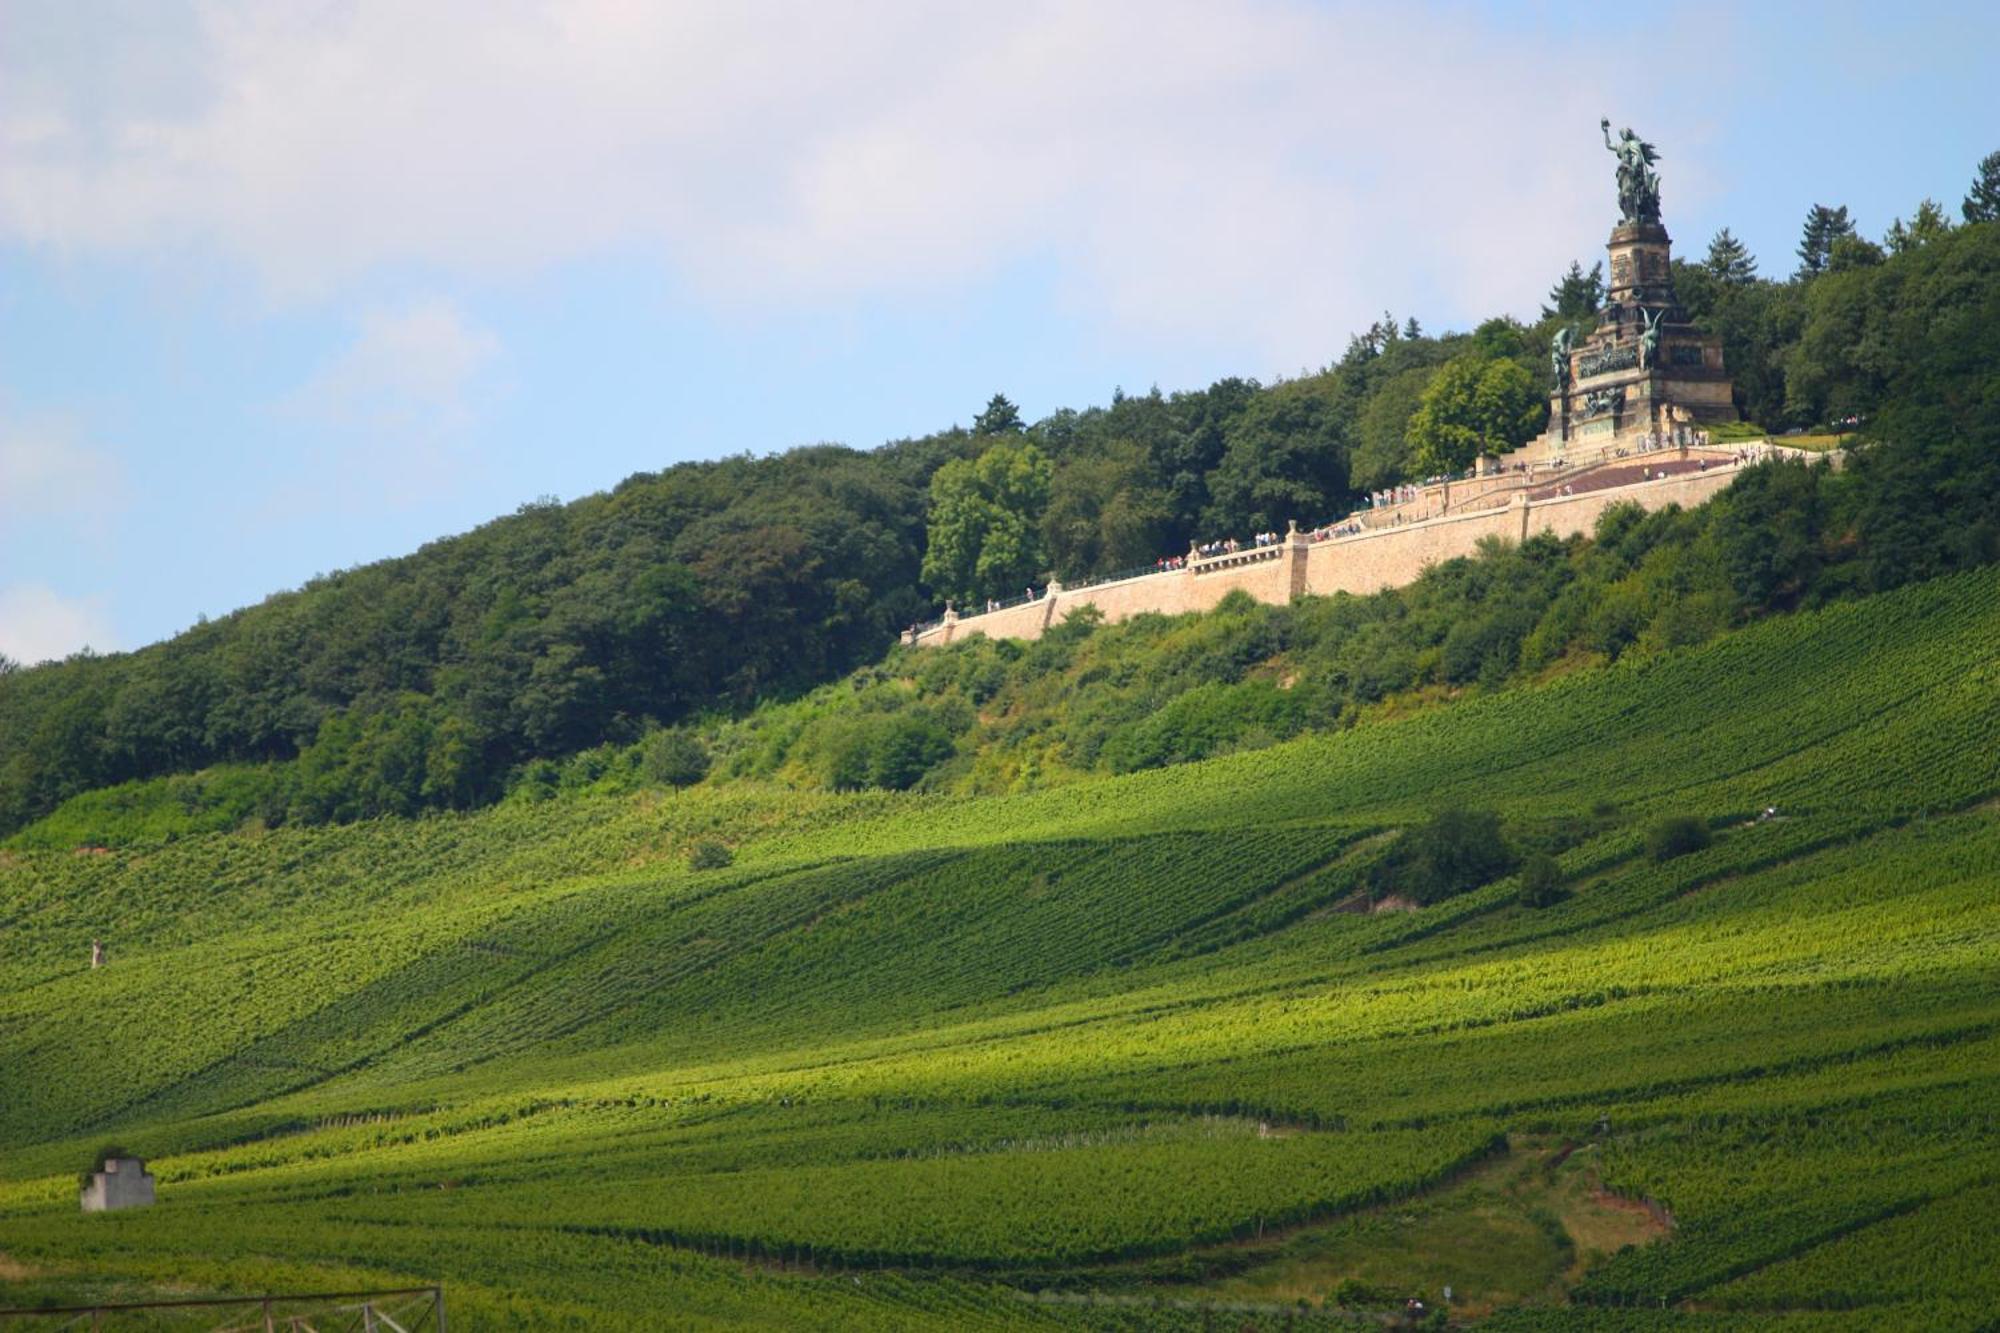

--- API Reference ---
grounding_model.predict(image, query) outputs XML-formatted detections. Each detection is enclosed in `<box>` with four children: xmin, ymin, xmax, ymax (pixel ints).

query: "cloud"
<box><xmin>0</xmin><ymin>583</ymin><xmax>117</xmax><ymax>665</ymax></box>
<box><xmin>0</xmin><ymin>2</ymin><xmax>1732</xmax><ymax>363</ymax></box>
<box><xmin>273</xmin><ymin>296</ymin><xmax>501</xmax><ymax>509</ymax></box>
<box><xmin>0</xmin><ymin>413</ymin><xmax>127</xmax><ymax>523</ymax></box>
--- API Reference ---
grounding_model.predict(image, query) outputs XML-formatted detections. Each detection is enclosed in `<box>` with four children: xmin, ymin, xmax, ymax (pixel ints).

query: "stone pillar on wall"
<box><xmin>940</xmin><ymin>604</ymin><xmax>958</xmax><ymax>644</ymax></box>
<box><xmin>1040</xmin><ymin>580</ymin><xmax>1063</xmax><ymax>633</ymax></box>
<box><xmin>1516</xmin><ymin>489</ymin><xmax>1533</xmax><ymax>544</ymax></box>
<box><xmin>1284</xmin><ymin>520</ymin><xmax>1310</xmax><ymax>600</ymax></box>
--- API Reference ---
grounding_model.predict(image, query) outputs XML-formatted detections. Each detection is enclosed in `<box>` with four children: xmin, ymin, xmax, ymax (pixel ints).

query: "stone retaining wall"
<box><xmin>913</xmin><ymin>446</ymin><xmax>1807</xmax><ymax>648</ymax></box>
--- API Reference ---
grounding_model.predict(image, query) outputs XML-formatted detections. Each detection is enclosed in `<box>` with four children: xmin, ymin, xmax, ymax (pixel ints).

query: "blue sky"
<box><xmin>2</xmin><ymin>0</ymin><xmax>1995</xmax><ymax>663</ymax></box>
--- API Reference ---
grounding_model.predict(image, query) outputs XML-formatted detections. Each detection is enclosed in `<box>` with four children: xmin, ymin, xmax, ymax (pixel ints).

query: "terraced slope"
<box><xmin>1</xmin><ymin>568</ymin><xmax>1997</xmax><ymax>1328</ymax></box>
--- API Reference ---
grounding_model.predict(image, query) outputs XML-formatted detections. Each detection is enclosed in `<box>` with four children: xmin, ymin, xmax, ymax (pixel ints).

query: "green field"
<box><xmin>3</xmin><ymin>567</ymin><xmax>1998</xmax><ymax>1328</ymax></box>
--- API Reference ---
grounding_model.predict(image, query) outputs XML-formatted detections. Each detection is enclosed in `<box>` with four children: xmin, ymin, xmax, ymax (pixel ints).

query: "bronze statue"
<box><xmin>1602</xmin><ymin>118</ymin><xmax>1662</xmax><ymax>224</ymax></box>
<box><xmin>1550</xmin><ymin>326</ymin><xmax>1575</xmax><ymax>391</ymax></box>
<box><xmin>1638</xmin><ymin>308</ymin><xmax>1663</xmax><ymax>369</ymax></box>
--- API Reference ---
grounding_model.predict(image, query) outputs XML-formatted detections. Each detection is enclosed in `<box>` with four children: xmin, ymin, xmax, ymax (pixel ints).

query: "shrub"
<box><xmin>1518</xmin><ymin>852</ymin><xmax>1565</xmax><ymax>908</ymax></box>
<box><xmin>1370</xmin><ymin>808</ymin><xmax>1517</xmax><ymax>906</ymax></box>
<box><xmin>1646</xmin><ymin>814</ymin><xmax>1712</xmax><ymax>861</ymax></box>
<box><xmin>867</xmin><ymin>715</ymin><xmax>955</xmax><ymax>791</ymax></box>
<box><xmin>687</xmin><ymin>840</ymin><xmax>733</xmax><ymax>871</ymax></box>
<box><xmin>641</xmin><ymin>729</ymin><xmax>711</xmax><ymax>788</ymax></box>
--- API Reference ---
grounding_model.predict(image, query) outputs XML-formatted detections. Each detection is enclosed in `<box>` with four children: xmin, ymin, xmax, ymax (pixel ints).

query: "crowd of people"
<box><xmin>922</xmin><ymin>436</ymin><xmax>1763</xmax><ymax>635</ymax></box>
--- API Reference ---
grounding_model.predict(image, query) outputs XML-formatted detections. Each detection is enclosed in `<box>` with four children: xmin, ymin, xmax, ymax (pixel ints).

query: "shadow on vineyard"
<box><xmin>2</xmin><ymin>568</ymin><xmax>1997</xmax><ymax>1328</ymax></box>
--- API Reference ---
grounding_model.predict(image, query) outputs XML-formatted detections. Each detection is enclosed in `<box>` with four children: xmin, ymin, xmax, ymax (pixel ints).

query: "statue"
<box><xmin>1601</xmin><ymin>118</ymin><xmax>1662</xmax><ymax>224</ymax></box>
<box><xmin>1550</xmin><ymin>326</ymin><xmax>1575</xmax><ymax>391</ymax></box>
<box><xmin>1638</xmin><ymin>308</ymin><xmax>1663</xmax><ymax>369</ymax></box>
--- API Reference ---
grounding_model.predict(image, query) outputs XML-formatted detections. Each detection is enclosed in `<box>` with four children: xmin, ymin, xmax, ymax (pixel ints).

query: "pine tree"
<box><xmin>1961</xmin><ymin>150</ymin><xmax>2000</xmax><ymax>224</ymax></box>
<box><xmin>1542</xmin><ymin>260</ymin><xmax>1604</xmax><ymax>319</ymax></box>
<box><xmin>1402</xmin><ymin>316</ymin><xmax>1423</xmax><ymax>340</ymax></box>
<box><xmin>1886</xmin><ymin>199</ymin><xmax>1954</xmax><ymax>255</ymax></box>
<box><xmin>1704</xmin><ymin>228</ymin><xmax>1758</xmax><ymax>284</ymax></box>
<box><xmin>972</xmin><ymin>393</ymin><xmax>1023</xmax><ymax>436</ymax></box>
<box><xmin>1796</xmin><ymin>204</ymin><xmax>1855</xmax><ymax>278</ymax></box>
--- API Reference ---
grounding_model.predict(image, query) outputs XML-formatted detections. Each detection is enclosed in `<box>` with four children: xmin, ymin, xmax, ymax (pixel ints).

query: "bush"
<box><xmin>1518</xmin><ymin>852</ymin><xmax>1565</xmax><ymax>908</ymax></box>
<box><xmin>867</xmin><ymin>715</ymin><xmax>955</xmax><ymax>791</ymax></box>
<box><xmin>687</xmin><ymin>840</ymin><xmax>733</xmax><ymax>871</ymax></box>
<box><xmin>1370</xmin><ymin>808</ymin><xmax>1517</xmax><ymax>906</ymax></box>
<box><xmin>641</xmin><ymin>729</ymin><xmax>711</xmax><ymax>788</ymax></box>
<box><xmin>1646</xmin><ymin>814</ymin><xmax>1712</xmax><ymax>861</ymax></box>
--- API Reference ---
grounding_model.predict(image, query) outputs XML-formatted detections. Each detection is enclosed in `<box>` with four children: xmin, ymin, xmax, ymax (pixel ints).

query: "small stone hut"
<box><xmin>80</xmin><ymin>1155</ymin><xmax>155</xmax><ymax>1212</ymax></box>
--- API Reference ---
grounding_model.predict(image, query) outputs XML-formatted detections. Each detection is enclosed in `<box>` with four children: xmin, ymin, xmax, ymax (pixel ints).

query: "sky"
<box><xmin>2</xmin><ymin>1</ymin><xmax>1995</xmax><ymax>664</ymax></box>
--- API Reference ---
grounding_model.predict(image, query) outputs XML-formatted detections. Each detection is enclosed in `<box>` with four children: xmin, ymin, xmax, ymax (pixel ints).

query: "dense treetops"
<box><xmin>2</xmin><ymin>174</ymin><xmax>1996</xmax><ymax>840</ymax></box>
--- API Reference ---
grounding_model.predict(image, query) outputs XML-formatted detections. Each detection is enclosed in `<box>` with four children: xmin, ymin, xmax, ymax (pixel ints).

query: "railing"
<box><xmin>910</xmin><ymin>437</ymin><xmax>1774</xmax><ymax>641</ymax></box>
<box><xmin>1189</xmin><ymin>542</ymin><xmax>1284</xmax><ymax>574</ymax></box>
<box><xmin>1062</xmin><ymin>560</ymin><xmax>1176</xmax><ymax>592</ymax></box>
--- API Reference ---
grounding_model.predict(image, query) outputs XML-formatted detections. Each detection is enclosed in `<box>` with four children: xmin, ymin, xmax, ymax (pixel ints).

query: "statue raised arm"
<box><xmin>1601</xmin><ymin>118</ymin><xmax>1662</xmax><ymax>224</ymax></box>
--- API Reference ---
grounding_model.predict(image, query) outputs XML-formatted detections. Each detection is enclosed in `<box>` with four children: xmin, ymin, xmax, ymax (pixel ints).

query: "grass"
<box><xmin>0</xmin><ymin>567</ymin><xmax>1996</xmax><ymax>1327</ymax></box>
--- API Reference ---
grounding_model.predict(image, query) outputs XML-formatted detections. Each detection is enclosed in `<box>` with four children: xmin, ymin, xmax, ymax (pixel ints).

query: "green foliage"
<box><xmin>640</xmin><ymin>728</ymin><xmax>711</xmax><ymax>788</ymax></box>
<box><xmin>1795</xmin><ymin>203</ymin><xmax>1855</xmax><ymax>278</ymax></box>
<box><xmin>1370</xmin><ymin>808</ymin><xmax>1517</xmax><ymax>906</ymax></box>
<box><xmin>686</xmin><ymin>838</ymin><xmax>733</xmax><ymax>870</ymax></box>
<box><xmin>971</xmin><ymin>392</ymin><xmax>1023</xmax><ymax>436</ymax></box>
<box><xmin>1543</xmin><ymin>259</ymin><xmax>1605</xmax><ymax>318</ymax></box>
<box><xmin>0</xmin><ymin>446</ymin><xmax>930</xmax><ymax>836</ymax></box>
<box><xmin>1042</xmin><ymin>440</ymin><xmax>1171</xmax><ymax>579</ymax></box>
<box><xmin>2</xmin><ymin>568</ymin><xmax>1998</xmax><ymax>1325</ymax></box>
<box><xmin>1703</xmin><ymin>227</ymin><xmax>1757</xmax><ymax>284</ymax></box>
<box><xmin>1201</xmin><ymin>377</ymin><xmax>1350</xmax><ymax>534</ymax></box>
<box><xmin>920</xmin><ymin>439</ymin><xmax>1054</xmax><ymax>605</ymax></box>
<box><xmin>1962</xmin><ymin>147</ymin><xmax>2000</xmax><ymax>224</ymax></box>
<box><xmin>1517</xmin><ymin>852</ymin><xmax>1564</xmax><ymax>908</ymax></box>
<box><xmin>1644</xmin><ymin>814</ymin><xmax>1712</xmax><ymax>862</ymax></box>
<box><xmin>1350</xmin><ymin>365</ymin><xmax>1435</xmax><ymax>490</ymax></box>
<box><xmin>1884</xmin><ymin>198</ymin><xmax>1953</xmax><ymax>255</ymax></box>
<box><xmin>1408</xmin><ymin>355</ymin><xmax>1545</xmax><ymax>474</ymax></box>
<box><xmin>8</xmin><ymin>177</ymin><xmax>2000</xmax><ymax>859</ymax></box>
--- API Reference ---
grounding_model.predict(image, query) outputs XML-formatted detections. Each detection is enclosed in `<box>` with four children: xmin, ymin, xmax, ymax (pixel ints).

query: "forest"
<box><xmin>2</xmin><ymin>164</ymin><xmax>1997</xmax><ymax>839</ymax></box>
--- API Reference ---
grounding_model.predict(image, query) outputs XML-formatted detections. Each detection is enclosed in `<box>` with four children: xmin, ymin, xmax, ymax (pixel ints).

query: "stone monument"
<box><xmin>1532</xmin><ymin>120</ymin><xmax>1734</xmax><ymax>456</ymax></box>
<box><xmin>80</xmin><ymin>1154</ymin><xmax>155</xmax><ymax>1212</ymax></box>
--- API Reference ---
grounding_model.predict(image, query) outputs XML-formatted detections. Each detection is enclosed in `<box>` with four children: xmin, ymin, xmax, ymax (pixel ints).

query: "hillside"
<box><xmin>3</xmin><ymin>565</ymin><xmax>1996</xmax><ymax>1326</ymax></box>
<box><xmin>5</xmin><ymin>214</ymin><xmax>1995</xmax><ymax>839</ymax></box>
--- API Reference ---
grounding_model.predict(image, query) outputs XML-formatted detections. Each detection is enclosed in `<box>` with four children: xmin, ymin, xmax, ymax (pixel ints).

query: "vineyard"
<box><xmin>1</xmin><ymin>567</ymin><xmax>1997</xmax><ymax>1327</ymax></box>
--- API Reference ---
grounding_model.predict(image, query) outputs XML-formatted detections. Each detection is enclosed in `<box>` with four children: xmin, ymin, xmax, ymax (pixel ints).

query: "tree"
<box><xmin>1201</xmin><ymin>377</ymin><xmax>1349</xmax><ymax>535</ymax></box>
<box><xmin>1543</xmin><ymin>260</ymin><xmax>1604</xmax><ymax>319</ymax></box>
<box><xmin>1401</xmin><ymin>316</ymin><xmax>1423</xmax><ymax>340</ymax></box>
<box><xmin>972</xmin><ymin>393</ymin><xmax>1023</xmax><ymax>436</ymax></box>
<box><xmin>1369</xmin><ymin>808</ymin><xmax>1517</xmax><ymax>906</ymax></box>
<box><xmin>1042</xmin><ymin>441</ymin><xmax>1171</xmax><ymax>578</ymax></box>
<box><xmin>641</xmin><ymin>728</ymin><xmax>710</xmax><ymax>787</ymax></box>
<box><xmin>1962</xmin><ymin>149</ymin><xmax>2000</xmax><ymax>224</ymax></box>
<box><xmin>1407</xmin><ymin>356</ymin><xmax>1545</xmax><ymax>475</ymax></box>
<box><xmin>1350</xmin><ymin>365</ymin><xmax>1436</xmax><ymax>491</ymax></box>
<box><xmin>1827</xmin><ymin>233</ymin><xmax>1885</xmax><ymax>272</ymax></box>
<box><xmin>1885</xmin><ymin>198</ymin><xmax>1953</xmax><ymax>254</ymax></box>
<box><xmin>1796</xmin><ymin>204</ymin><xmax>1855</xmax><ymax>278</ymax></box>
<box><xmin>1704</xmin><ymin>228</ymin><xmax>1758</xmax><ymax>284</ymax></box>
<box><xmin>920</xmin><ymin>439</ymin><xmax>1054</xmax><ymax>605</ymax></box>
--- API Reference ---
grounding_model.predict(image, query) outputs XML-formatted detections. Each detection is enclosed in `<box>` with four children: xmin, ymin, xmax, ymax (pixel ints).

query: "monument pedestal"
<box><xmin>1527</xmin><ymin>217</ymin><xmax>1733</xmax><ymax>462</ymax></box>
